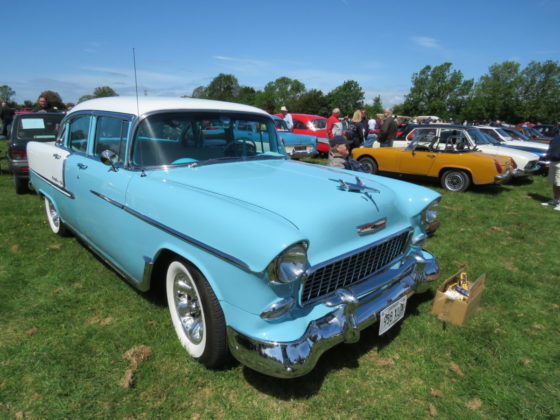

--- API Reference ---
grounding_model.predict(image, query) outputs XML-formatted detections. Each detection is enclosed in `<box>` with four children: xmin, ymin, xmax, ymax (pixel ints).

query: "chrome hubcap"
<box><xmin>174</xmin><ymin>273</ymin><xmax>203</xmax><ymax>344</ymax></box>
<box><xmin>446</xmin><ymin>174</ymin><xmax>463</xmax><ymax>191</ymax></box>
<box><xmin>47</xmin><ymin>200</ymin><xmax>60</xmax><ymax>228</ymax></box>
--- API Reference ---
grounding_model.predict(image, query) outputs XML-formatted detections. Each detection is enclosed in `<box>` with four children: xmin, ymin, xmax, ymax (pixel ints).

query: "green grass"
<box><xmin>1</xmin><ymin>146</ymin><xmax>558</xmax><ymax>419</ymax></box>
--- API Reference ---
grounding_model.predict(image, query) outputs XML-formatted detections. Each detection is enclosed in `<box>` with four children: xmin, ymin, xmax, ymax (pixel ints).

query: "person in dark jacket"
<box><xmin>345</xmin><ymin>110</ymin><xmax>365</xmax><ymax>150</ymax></box>
<box><xmin>0</xmin><ymin>102</ymin><xmax>15</xmax><ymax>137</ymax></box>
<box><xmin>541</xmin><ymin>133</ymin><xmax>560</xmax><ymax>211</ymax></box>
<box><xmin>328</xmin><ymin>136</ymin><xmax>364</xmax><ymax>172</ymax></box>
<box><xmin>377</xmin><ymin>108</ymin><xmax>397</xmax><ymax>147</ymax></box>
<box><xmin>34</xmin><ymin>96</ymin><xmax>56</xmax><ymax>113</ymax></box>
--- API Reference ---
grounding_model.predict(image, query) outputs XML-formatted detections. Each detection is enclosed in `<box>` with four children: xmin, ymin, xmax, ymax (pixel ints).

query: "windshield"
<box><xmin>503</xmin><ymin>128</ymin><xmax>529</xmax><ymax>140</ymax></box>
<box><xmin>527</xmin><ymin>126</ymin><xmax>550</xmax><ymax>138</ymax></box>
<box><xmin>308</xmin><ymin>118</ymin><xmax>327</xmax><ymax>130</ymax></box>
<box><xmin>14</xmin><ymin>114</ymin><xmax>63</xmax><ymax>144</ymax></box>
<box><xmin>496</xmin><ymin>128</ymin><xmax>513</xmax><ymax>140</ymax></box>
<box><xmin>273</xmin><ymin>118</ymin><xmax>289</xmax><ymax>132</ymax></box>
<box><xmin>132</xmin><ymin>112</ymin><xmax>284</xmax><ymax>167</ymax></box>
<box><xmin>467</xmin><ymin>128</ymin><xmax>495</xmax><ymax>144</ymax></box>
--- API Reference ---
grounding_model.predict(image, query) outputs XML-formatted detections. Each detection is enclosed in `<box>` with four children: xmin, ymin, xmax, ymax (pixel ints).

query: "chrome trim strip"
<box><xmin>30</xmin><ymin>169</ymin><xmax>74</xmax><ymax>198</ymax></box>
<box><xmin>90</xmin><ymin>190</ymin><xmax>251</xmax><ymax>272</ymax></box>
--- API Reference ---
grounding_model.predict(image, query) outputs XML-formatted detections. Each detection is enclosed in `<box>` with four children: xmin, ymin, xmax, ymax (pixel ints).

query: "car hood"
<box><xmin>501</xmin><ymin>139</ymin><xmax>548</xmax><ymax>151</ymax></box>
<box><xmin>130</xmin><ymin>159</ymin><xmax>438</xmax><ymax>271</ymax></box>
<box><xmin>476</xmin><ymin>145</ymin><xmax>539</xmax><ymax>163</ymax></box>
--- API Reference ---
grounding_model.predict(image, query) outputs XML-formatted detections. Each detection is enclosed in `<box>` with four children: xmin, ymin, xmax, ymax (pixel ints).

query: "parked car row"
<box><xmin>352</xmin><ymin>124</ymin><xmax>549</xmax><ymax>192</ymax></box>
<box><xmin>19</xmin><ymin>96</ymin><xmax>441</xmax><ymax>378</ymax></box>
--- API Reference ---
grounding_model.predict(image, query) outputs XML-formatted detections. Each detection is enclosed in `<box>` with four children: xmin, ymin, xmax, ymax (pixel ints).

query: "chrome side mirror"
<box><xmin>100</xmin><ymin>149</ymin><xmax>118</xmax><ymax>172</ymax></box>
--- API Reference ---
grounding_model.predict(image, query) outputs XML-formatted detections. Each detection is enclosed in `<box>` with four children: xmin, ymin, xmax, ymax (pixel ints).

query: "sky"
<box><xmin>3</xmin><ymin>0</ymin><xmax>560</xmax><ymax>108</ymax></box>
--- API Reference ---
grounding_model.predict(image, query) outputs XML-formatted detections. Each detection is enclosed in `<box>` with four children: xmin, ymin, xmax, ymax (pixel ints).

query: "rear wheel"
<box><xmin>14</xmin><ymin>176</ymin><xmax>29</xmax><ymax>194</ymax></box>
<box><xmin>166</xmin><ymin>259</ymin><xmax>228</xmax><ymax>368</ymax></box>
<box><xmin>440</xmin><ymin>170</ymin><xmax>470</xmax><ymax>192</ymax></box>
<box><xmin>358</xmin><ymin>156</ymin><xmax>378</xmax><ymax>174</ymax></box>
<box><xmin>44</xmin><ymin>196</ymin><xmax>69</xmax><ymax>236</ymax></box>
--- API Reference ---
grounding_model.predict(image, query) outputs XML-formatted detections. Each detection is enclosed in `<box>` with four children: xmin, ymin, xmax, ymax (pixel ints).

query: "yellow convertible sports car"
<box><xmin>352</xmin><ymin>131</ymin><xmax>514</xmax><ymax>192</ymax></box>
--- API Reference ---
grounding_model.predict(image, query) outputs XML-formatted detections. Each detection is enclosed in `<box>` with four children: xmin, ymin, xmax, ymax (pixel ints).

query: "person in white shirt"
<box><xmin>280</xmin><ymin>106</ymin><xmax>293</xmax><ymax>130</ymax></box>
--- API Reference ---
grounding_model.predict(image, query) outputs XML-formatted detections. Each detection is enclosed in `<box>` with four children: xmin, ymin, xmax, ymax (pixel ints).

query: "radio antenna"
<box><xmin>133</xmin><ymin>48</ymin><xmax>140</xmax><ymax>116</ymax></box>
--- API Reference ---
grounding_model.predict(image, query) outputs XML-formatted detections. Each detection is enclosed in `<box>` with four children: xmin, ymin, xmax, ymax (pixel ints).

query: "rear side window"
<box><xmin>68</xmin><ymin>116</ymin><xmax>92</xmax><ymax>152</ymax></box>
<box><xmin>292</xmin><ymin>119</ymin><xmax>307</xmax><ymax>130</ymax></box>
<box><xmin>94</xmin><ymin>116</ymin><xmax>129</xmax><ymax>163</ymax></box>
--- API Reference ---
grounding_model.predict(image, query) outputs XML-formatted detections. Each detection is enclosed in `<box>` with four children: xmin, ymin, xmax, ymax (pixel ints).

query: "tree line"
<box><xmin>1</xmin><ymin>60</ymin><xmax>558</xmax><ymax>123</ymax></box>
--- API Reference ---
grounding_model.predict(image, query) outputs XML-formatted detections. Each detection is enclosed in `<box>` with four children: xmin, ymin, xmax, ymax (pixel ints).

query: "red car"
<box><xmin>290</xmin><ymin>114</ymin><xmax>329</xmax><ymax>154</ymax></box>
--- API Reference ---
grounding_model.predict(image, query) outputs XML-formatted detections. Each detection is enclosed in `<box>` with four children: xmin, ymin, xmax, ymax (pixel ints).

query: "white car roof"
<box><xmin>69</xmin><ymin>96</ymin><xmax>268</xmax><ymax>117</ymax></box>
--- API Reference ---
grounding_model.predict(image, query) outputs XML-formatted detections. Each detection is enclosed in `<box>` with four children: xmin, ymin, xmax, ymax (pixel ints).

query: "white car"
<box><xmin>395</xmin><ymin>125</ymin><xmax>541</xmax><ymax>177</ymax></box>
<box><xmin>477</xmin><ymin>126</ymin><xmax>549</xmax><ymax>152</ymax></box>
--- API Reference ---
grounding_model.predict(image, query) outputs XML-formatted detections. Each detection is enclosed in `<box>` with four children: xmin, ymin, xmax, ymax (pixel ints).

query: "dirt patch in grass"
<box><xmin>120</xmin><ymin>345</ymin><xmax>154</xmax><ymax>388</ymax></box>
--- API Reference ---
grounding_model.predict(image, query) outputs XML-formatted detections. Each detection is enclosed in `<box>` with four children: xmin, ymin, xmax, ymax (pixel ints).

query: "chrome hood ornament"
<box><xmin>332</xmin><ymin>176</ymin><xmax>380</xmax><ymax>194</ymax></box>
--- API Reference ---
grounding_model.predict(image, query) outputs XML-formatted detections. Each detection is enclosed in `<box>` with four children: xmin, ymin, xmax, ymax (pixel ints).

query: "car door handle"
<box><xmin>427</xmin><ymin>154</ymin><xmax>436</xmax><ymax>158</ymax></box>
<box><xmin>77</xmin><ymin>163</ymin><xmax>88</xmax><ymax>169</ymax></box>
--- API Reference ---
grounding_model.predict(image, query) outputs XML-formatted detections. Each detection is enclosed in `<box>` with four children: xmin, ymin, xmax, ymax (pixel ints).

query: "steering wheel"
<box><xmin>223</xmin><ymin>138</ymin><xmax>257</xmax><ymax>157</ymax></box>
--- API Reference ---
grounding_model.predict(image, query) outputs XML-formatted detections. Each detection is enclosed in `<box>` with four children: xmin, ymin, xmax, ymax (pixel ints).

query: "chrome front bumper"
<box><xmin>227</xmin><ymin>250</ymin><xmax>439</xmax><ymax>378</ymax></box>
<box><xmin>495</xmin><ymin>169</ymin><xmax>513</xmax><ymax>184</ymax></box>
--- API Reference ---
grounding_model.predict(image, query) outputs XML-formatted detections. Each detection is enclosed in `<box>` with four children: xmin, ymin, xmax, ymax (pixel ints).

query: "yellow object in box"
<box><xmin>431</xmin><ymin>272</ymin><xmax>485</xmax><ymax>325</ymax></box>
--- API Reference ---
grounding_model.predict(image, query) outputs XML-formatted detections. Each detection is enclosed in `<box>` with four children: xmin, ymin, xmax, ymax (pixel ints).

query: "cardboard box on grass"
<box><xmin>431</xmin><ymin>272</ymin><xmax>485</xmax><ymax>325</ymax></box>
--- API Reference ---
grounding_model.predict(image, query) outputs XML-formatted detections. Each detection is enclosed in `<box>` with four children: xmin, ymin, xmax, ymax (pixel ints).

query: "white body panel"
<box><xmin>27</xmin><ymin>141</ymin><xmax>69</xmax><ymax>188</ymax></box>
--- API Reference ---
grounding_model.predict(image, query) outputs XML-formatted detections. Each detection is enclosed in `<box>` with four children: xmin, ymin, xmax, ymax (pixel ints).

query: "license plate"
<box><xmin>379</xmin><ymin>296</ymin><xmax>407</xmax><ymax>335</ymax></box>
<box><xmin>294</xmin><ymin>146</ymin><xmax>306</xmax><ymax>151</ymax></box>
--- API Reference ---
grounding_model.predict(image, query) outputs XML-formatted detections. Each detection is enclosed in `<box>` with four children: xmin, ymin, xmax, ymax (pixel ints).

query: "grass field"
<box><xmin>0</xmin><ymin>144</ymin><xmax>558</xmax><ymax>419</ymax></box>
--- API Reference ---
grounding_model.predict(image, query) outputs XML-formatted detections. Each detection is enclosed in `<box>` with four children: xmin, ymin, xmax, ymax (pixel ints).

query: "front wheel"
<box><xmin>440</xmin><ymin>170</ymin><xmax>471</xmax><ymax>192</ymax></box>
<box><xmin>44</xmin><ymin>197</ymin><xmax>69</xmax><ymax>236</ymax></box>
<box><xmin>358</xmin><ymin>156</ymin><xmax>378</xmax><ymax>174</ymax></box>
<box><xmin>166</xmin><ymin>259</ymin><xmax>228</xmax><ymax>368</ymax></box>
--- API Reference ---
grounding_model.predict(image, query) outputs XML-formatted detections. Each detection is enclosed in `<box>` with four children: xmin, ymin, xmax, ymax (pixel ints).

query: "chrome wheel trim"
<box><xmin>444</xmin><ymin>172</ymin><xmax>465</xmax><ymax>192</ymax></box>
<box><xmin>45</xmin><ymin>197</ymin><xmax>60</xmax><ymax>232</ymax></box>
<box><xmin>166</xmin><ymin>261</ymin><xmax>206</xmax><ymax>358</ymax></box>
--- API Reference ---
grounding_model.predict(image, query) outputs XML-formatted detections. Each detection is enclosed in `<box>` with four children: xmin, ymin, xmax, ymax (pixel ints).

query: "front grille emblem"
<box><xmin>357</xmin><ymin>218</ymin><xmax>386</xmax><ymax>235</ymax></box>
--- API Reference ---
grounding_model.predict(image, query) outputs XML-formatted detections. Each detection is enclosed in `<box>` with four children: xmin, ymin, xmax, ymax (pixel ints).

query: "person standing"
<box><xmin>541</xmin><ymin>133</ymin><xmax>560</xmax><ymax>211</ymax></box>
<box><xmin>0</xmin><ymin>102</ymin><xmax>15</xmax><ymax>137</ymax></box>
<box><xmin>280</xmin><ymin>106</ymin><xmax>293</xmax><ymax>130</ymax></box>
<box><xmin>35</xmin><ymin>95</ymin><xmax>56</xmax><ymax>113</ymax></box>
<box><xmin>377</xmin><ymin>107</ymin><xmax>397</xmax><ymax>147</ymax></box>
<box><xmin>326</xmin><ymin>108</ymin><xmax>342</xmax><ymax>141</ymax></box>
<box><xmin>345</xmin><ymin>110</ymin><xmax>365</xmax><ymax>150</ymax></box>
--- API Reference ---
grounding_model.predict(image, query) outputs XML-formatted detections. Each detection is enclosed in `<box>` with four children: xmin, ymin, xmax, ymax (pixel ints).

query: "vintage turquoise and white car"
<box><xmin>271</xmin><ymin>115</ymin><xmax>318</xmax><ymax>158</ymax></box>
<box><xmin>27</xmin><ymin>97</ymin><xmax>441</xmax><ymax>378</ymax></box>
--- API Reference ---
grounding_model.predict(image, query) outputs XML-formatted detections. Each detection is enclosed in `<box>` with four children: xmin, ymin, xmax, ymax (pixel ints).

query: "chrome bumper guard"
<box><xmin>227</xmin><ymin>250</ymin><xmax>439</xmax><ymax>378</ymax></box>
<box><xmin>495</xmin><ymin>169</ymin><xmax>512</xmax><ymax>184</ymax></box>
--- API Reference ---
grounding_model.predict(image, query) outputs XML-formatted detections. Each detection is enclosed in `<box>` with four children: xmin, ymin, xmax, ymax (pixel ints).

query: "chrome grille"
<box><xmin>301</xmin><ymin>229</ymin><xmax>411</xmax><ymax>305</ymax></box>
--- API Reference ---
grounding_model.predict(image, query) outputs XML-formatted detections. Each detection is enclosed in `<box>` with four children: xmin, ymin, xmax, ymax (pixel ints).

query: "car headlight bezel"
<box><xmin>267</xmin><ymin>241</ymin><xmax>309</xmax><ymax>285</ymax></box>
<box><xmin>421</xmin><ymin>198</ymin><xmax>441</xmax><ymax>235</ymax></box>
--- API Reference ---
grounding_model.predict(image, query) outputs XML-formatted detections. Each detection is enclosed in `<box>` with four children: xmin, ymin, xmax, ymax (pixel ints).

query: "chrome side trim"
<box><xmin>228</xmin><ymin>250</ymin><xmax>439</xmax><ymax>378</ymax></box>
<box><xmin>90</xmin><ymin>190</ymin><xmax>251</xmax><ymax>272</ymax></box>
<box><xmin>30</xmin><ymin>169</ymin><xmax>74</xmax><ymax>199</ymax></box>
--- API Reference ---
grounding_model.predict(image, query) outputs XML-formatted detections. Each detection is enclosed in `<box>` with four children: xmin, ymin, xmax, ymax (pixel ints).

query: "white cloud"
<box><xmin>411</xmin><ymin>36</ymin><xmax>441</xmax><ymax>49</ymax></box>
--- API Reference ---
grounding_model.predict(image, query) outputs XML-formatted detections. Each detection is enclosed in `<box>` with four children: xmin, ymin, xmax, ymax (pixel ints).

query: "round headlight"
<box><xmin>424</xmin><ymin>200</ymin><xmax>439</xmax><ymax>224</ymax></box>
<box><xmin>268</xmin><ymin>242</ymin><xmax>309</xmax><ymax>284</ymax></box>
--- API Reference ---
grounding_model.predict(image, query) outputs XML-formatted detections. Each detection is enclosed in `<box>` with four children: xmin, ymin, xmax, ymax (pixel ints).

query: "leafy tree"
<box><xmin>519</xmin><ymin>60</ymin><xmax>560</xmax><ymax>123</ymax></box>
<box><xmin>325</xmin><ymin>80</ymin><xmax>364</xmax><ymax>117</ymax></box>
<box><xmin>39</xmin><ymin>90</ymin><xmax>65</xmax><ymax>110</ymax></box>
<box><xmin>468</xmin><ymin>61</ymin><xmax>524</xmax><ymax>122</ymax></box>
<box><xmin>236</xmin><ymin>86</ymin><xmax>257</xmax><ymax>106</ymax></box>
<box><xmin>190</xmin><ymin>86</ymin><xmax>208</xmax><ymax>98</ymax></box>
<box><xmin>401</xmin><ymin>63</ymin><xmax>473</xmax><ymax>119</ymax></box>
<box><xmin>259</xmin><ymin>77</ymin><xmax>306</xmax><ymax>113</ymax></box>
<box><xmin>205</xmin><ymin>73</ymin><xmax>240</xmax><ymax>102</ymax></box>
<box><xmin>293</xmin><ymin>89</ymin><xmax>328</xmax><ymax>115</ymax></box>
<box><xmin>23</xmin><ymin>100</ymin><xmax>34</xmax><ymax>108</ymax></box>
<box><xmin>78</xmin><ymin>94</ymin><xmax>94</xmax><ymax>103</ymax></box>
<box><xmin>0</xmin><ymin>85</ymin><xmax>15</xmax><ymax>102</ymax></box>
<box><xmin>93</xmin><ymin>86</ymin><xmax>118</xmax><ymax>98</ymax></box>
<box><xmin>364</xmin><ymin>95</ymin><xmax>384</xmax><ymax>117</ymax></box>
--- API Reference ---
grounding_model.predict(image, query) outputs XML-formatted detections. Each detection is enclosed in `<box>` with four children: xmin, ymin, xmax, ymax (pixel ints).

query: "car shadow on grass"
<box><xmin>242</xmin><ymin>289</ymin><xmax>435</xmax><ymax>397</ymax></box>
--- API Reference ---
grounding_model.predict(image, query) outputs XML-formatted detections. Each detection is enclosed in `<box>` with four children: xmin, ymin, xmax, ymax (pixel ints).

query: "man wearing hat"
<box><xmin>328</xmin><ymin>135</ymin><xmax>364</xmax><ymax>172</ymax></box>
<box><xmin>280</xmin><ymin>106</ymin><xmax>293</xmax><ymax>130</ymax></box>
